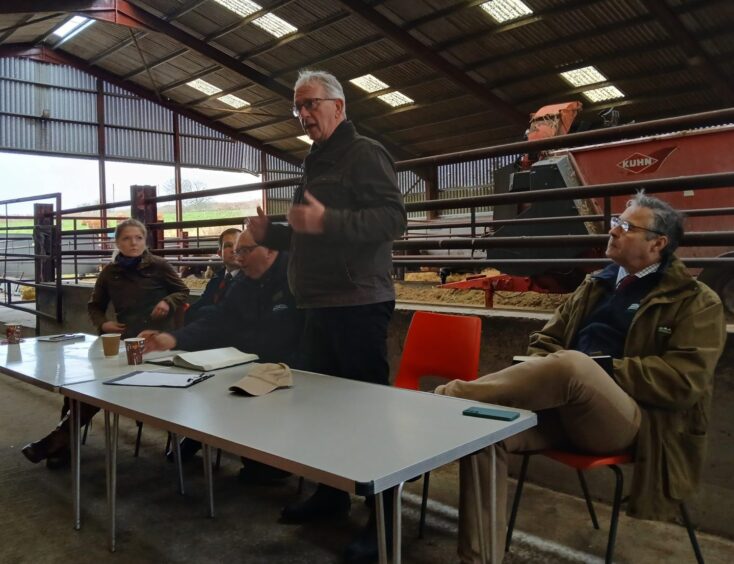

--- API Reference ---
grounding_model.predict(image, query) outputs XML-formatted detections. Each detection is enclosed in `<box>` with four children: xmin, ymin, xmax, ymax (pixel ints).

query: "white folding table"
<box><xmin>63</xmin><ymin>365</ymin><xmax>536</xmax><ymax>564</ymax></box>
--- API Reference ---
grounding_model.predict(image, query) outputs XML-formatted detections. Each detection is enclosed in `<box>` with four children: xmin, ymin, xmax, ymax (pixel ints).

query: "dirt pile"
<box><xmin>397</xmin><ymin>269</ymin><xmax>570</xmax><ymax>312</ymax></box>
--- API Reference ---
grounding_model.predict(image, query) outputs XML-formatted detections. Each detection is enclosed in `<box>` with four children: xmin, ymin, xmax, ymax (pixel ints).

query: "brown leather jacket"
<box><xmin>88</xmin><ymin>250</ymin><xmax>189</xmax><ymax>338</ymax></box>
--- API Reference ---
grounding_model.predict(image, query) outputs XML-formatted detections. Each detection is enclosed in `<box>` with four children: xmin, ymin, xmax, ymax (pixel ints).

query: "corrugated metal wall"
<box><xmin>180</xmin><ymin>116</ymin><xmax>261</xmax><ymax>174</ymax></box>
<box><xmin>438</xmin><ymin>155</ymin><xmax>518</xmax><ymax>216</ymax></box>
<box><xmin>0</xmin><ymin>58</ymin><xmax>265</xmax><ymax>172</ymax></box>
<box><xmin>0</xmin><ymin>58</ymin><xmax>97</xmax><ymax>156</ymax></box>
<box><xmin>263</xmin><ymin>154</ymin><xmax>301</xmax><ymax>215</ymax></box>
<box><xmin>398</xmin><ymin>170</ymin><xmax>427</xmax><ymax>220</ymax></box>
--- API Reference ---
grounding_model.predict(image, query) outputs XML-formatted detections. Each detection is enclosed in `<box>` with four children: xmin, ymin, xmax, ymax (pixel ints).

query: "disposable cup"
<box><xmin>101</xmin><ymin>333</ymin><xmax>121</xmax><ymax>357</ymax></box>
<box><xmin>5</xmin><ymin>323</ymin><xmax>22</xmax><ymax>344</ymax></box>
<box><xmin>124</xmin><ymin>337</ymin><xmax>145</xmax><ymax>365</ymax></box>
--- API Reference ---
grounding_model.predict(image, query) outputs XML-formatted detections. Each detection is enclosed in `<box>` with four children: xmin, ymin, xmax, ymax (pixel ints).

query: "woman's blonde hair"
<box><xmin>114</xmin><ymin>218</ymin><xmax>147</xmax><ymax>240</ymax></box>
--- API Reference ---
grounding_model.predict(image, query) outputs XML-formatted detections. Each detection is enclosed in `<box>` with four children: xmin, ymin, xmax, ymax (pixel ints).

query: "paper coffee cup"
<box><xmin>5</xmin><ymin>323</ymin><xmax>22</xmax><ymax>344</ymax></box>
<box><xmin>124</xmin><ymin>337</ymin><xmax>145</xmax><ymax>365</ymax></box>
<box><xmin>101</xmin><ymin>333</ymin><xmax>121</xmax><ymax>357</ymax></box>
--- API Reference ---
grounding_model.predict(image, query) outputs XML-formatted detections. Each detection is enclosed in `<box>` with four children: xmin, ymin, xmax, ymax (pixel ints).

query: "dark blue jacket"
<box><xmin>184</xmin><ymin>268</ymin><xmax>237</xmax><ymax>324</ymax></box>
<box><xmin>173</xmin><ymin>253</ymin><xmax>303</xmax><ymax>367</ymax></box>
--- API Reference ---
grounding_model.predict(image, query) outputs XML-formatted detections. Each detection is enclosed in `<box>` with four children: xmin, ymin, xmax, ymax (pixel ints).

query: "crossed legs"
<box><xmin>436</xmin><ymin>350</ymin><xmax>641</xmax><ymax>563</ymax></box>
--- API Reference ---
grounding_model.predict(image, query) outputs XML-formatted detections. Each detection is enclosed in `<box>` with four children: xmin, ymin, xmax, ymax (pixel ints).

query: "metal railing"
<box><xmin>1</xmin><ymin>106</ymin><xmax>733</xmax><ymax>323</ymax></box>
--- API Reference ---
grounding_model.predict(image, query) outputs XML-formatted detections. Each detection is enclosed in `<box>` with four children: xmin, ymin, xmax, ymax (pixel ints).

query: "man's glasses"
<box><xmin>235</xmin><ymin>245</ymin><xmax>260</xmax><ymax>257</ymax></box>
<box><xmin>292</xmin><ymin>98</ymin><xmax>338</xmax><ymax>118</ymax></box>
<box><xmin>610</xmin><ymin>216</ymin><xmax>664</xmax><ymax>236</ymax></box>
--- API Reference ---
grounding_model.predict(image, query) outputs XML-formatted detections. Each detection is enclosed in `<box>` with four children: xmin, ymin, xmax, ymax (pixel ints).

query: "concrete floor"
<box><xmin>1</xmin><ymin>374</ymin><xmax>733</xmax><ymax>564</ymax></box>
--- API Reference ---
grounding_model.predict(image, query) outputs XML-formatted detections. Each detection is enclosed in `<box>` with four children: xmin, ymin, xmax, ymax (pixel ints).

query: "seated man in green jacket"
<box><xmin>436</xmin><ymin>192</ymin><xmax>726</xmax><ymax>563</ymax></box>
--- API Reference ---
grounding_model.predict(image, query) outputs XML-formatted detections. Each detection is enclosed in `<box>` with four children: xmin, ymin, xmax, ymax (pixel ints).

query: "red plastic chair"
<box><xmin>394</xmin><ymin>310</ymin><xmax>482</xmax><ymax>537</ymax></box>
<box><xmin>506</xmin><ymin>450</ymin><xmax>705</xmax><ymax>563</ymax></box>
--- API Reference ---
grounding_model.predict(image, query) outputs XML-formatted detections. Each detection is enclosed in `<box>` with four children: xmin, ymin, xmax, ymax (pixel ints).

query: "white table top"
<box><xmin>63</xmin><ymin>366</ymin><xmax>536</xmax><ymax>495</ymax></box>
<box><xmin>0</xmin><ymin>335</ymin><xmax>175</xmax><ymax>392</ymax></box>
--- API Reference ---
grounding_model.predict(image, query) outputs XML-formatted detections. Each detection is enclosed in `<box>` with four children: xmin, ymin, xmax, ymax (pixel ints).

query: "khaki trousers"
<box><xmin>437</xmin><ymin>350</ymin><xmax>641</xmax><ymax>564</ymax></box>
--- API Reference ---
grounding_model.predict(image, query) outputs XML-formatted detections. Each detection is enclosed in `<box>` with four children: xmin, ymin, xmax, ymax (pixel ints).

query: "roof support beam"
<box><xmin>336</xmin><ymin>0</ymin><xmax>526</xmax><ymax>126</ymax></box>
<box><xmin>640</xmin><ymin>0</ymin><xmax>734</xmax><ymax>102</ymax></box>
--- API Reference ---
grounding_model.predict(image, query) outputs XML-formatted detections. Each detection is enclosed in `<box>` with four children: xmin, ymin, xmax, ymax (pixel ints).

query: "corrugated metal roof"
<box><xmin>0</xmin><ymin>0</ymin><xmax>732</xmax><ymax>163</ymax></box>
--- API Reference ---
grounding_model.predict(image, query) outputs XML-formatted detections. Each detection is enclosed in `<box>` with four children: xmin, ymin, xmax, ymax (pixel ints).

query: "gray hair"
<box><xmin>626</xmin><ymin>191</ymin><xmax>685</xmax><ymax>259</ymax></box>
<box><xmin>294</xmin><ymin>70</ymin><xmax>347</xmax><ymax>117</ymax></box>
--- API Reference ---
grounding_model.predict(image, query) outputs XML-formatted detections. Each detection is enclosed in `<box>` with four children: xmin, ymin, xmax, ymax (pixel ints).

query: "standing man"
<box><xmin>184</xmin><ymin>227</ymin><xmax>241</xmax><ymax>324</ymax></box>
<box><xmin>249</xmin><ymin>70</ymin><xmax>406</xmax><ymax>562</ymax></box>
<box><xmin>436</xmin><ymin>193</ymin><xmax>726</xmax><ymax>563</ymax></box>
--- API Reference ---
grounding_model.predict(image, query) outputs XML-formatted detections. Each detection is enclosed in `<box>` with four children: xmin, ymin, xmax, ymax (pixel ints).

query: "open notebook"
<box><xmin>146</xmin><ymin>347</ymin><xmax>258</xmax><ymax>371</ymax></box>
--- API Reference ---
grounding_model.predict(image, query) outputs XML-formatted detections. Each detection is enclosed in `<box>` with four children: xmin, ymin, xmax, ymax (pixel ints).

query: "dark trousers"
<box><xmin>300</xmin><ymin>301</ymin><xmax>394</xmax><ymax>386</ymax></box>
<box><xmin>299</xmin><ymin>301</ymin><xmax>394</xmax><ymax>506</ymax></box>
<box><xmin>59</xmin><ymin>397</ymin><xmax>99</xmax><ymax>435</ymax></box>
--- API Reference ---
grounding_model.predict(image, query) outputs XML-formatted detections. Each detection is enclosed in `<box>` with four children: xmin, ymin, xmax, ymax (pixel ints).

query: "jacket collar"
<box><xmin>114</xmin><ymin>249</ymin><xmax>153</xmax><ymax>270</ymax></box>
<box><xmin>591</xmin><ymin>255</ymin><xmax>696</xmax><ymax>300</ymax></box>
<box><xmin>305</xmin><ymin>120</ymin><xmax>356</xmax><ymax>165</ymax></box>
<box><xmin>242</xmin><ymin>251</ymin><xmax>287</xmax><ymax>286</ymax></box>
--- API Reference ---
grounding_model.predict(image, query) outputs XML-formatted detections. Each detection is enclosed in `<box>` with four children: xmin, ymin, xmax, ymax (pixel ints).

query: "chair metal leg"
<box><xmin>418</xmin><ymin>471</ymin><xmax>430</xmax><ymax>539</ymax></box>
<box><xmin>82</xmin><ymin>420</ymin><xmax>90</xmax><ymax>445</ymax></box>
<box><xmin>165</xmin><ymin>432</ymin><xmax>171</xmax><ymax>453</ymax></box>
<box><xmin>576</xmin><ymin>469</ymin><xmax>600</xmax><ymax>529</ymax></box>
<box><xmin>134</xmin><ymin>421</ymin><xmax>143</xmax><ymax>457</ymax></box>
<box><xmin>505</xmin><ymin>454</ymin><xmax>530</xmax><ymax>551</ymax></box>
<box><xmin>605</xmin><ymin>465</ymin><xmax>624</xmax><ymax>564</ymax></box>
<box><xmin>679</xmin><ymin>503</ymin><xmax>705</xmax><ymax>564</ymax></box>
<box><xmin>214</xmin><ymin>448</ymin><xmax>222</xmax><ymax>470</ymax></box>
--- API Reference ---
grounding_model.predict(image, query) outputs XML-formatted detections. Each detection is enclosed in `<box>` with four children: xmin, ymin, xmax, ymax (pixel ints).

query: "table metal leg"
<box><xmin>171</xmin><ymin>432</ymin><xmax>185</xmax><ymax>495</ymax></box>
<box><xmin>104</xmin><ymin>410</ymin><xmax>119</xmax><ymax>552</ymax></box>
<box><xmin>471</xmin><ymin>454</ymin><xmax>489</xmax><ymax>564</ymax></box>
<box><xmin>392</xmin><ymin>482</ymin><xmax>404</xmax><ymax>564</ymax></box>
<box><xmin>202</xmin><ymin>444</ymin><xmax>215</xmax><ymax>518</ymax></box>
<box><xmin>489</xmin><ymin>445</ymin><xmax>497</xmax><ymax>564</ymax></box>
<box><xmin>376</xmin><ymin>491</ymin><xmax>388</xmax><ymax>564</ymax></box>
<box><xmin>70</xmin><ymin>398</ymin><xmax>81</xmax><ymax>531</ymax></box>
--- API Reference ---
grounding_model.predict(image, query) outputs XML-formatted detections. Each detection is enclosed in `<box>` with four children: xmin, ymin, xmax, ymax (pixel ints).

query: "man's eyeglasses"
<box><xmin>610</xmin><ymin>216</ymin><xmax>665</xmax><ymax>236</ymax></box>
<box><xmin>235</xmin><ymin>245</ymin><xmax>260</xmax><ymax>257</ymax></box>
<box><xmin>292</xmin><ymin>98</ymin><xmax>338</xmax><ymax>118</ymax></box>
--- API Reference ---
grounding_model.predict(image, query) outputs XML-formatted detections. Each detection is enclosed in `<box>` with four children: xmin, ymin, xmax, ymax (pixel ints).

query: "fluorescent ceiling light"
<box><xmin>53</xmin><ymin>15</ymin><xmax>90</xmax><ymax>38</ymax></box>
<box><xmin>378</xmin><ymin>91</ymin><xmax>414</xmax><ymax>107</ymax></box>
<box><xmin>297</xmin><ymin>135</ymin><xmax>313</xmax><ymax>145</ymax></box>
<box><xmin>583</xmin><ymin>86</ymin><xmax>625</xmax><ymax>103</ymax></box>
<box><xmin>252</xmin><ymin>13</ymin><xmax>297</xmax><ymax>38</ymax></box>
<box><xmin>214</xmin><ymin>0</ymin><xmax>297</xmax><ymax>38</ymax></box>
<box><xmin>214</xmin><ymin>0</ymin><xmax>260</xmax><ymax>17</ymax></box>
<box><xmin>350</xmin><ymin>74</ymin><xmax>389</xmax><ymax>93</ymax></box>
<box><xmin>218</xmin><ymin>94</ymin><xmax>250</xmax><ymax>108</ymax></box>
<box><xmin>560</xmin><ymin>66</ymin><xmax>607</xmax><ymax>87</ymax></box>
<box><xmin>480</xmin><ymin>0</ymin><xmax>533</xmax><ymax>24</ymax></box>
<box><xmin>187</xmin><ymin>79</ymin><xmax>222</xmax><ymax>96</ymax></box>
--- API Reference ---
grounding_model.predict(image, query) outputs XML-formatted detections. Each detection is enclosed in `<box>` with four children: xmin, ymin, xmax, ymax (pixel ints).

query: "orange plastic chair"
<box><xmin>394</xmin><ymin>310</ymin><xmax>482</xmax><ymax>537</ymax></box>
<box><xmin>506</xmin><ymin>450</ymin><xmax>704</xmax><ymax>563</ymax></box>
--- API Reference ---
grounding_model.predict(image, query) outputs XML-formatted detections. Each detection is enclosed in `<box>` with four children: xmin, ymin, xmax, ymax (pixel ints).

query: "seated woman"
<box><xmin>21</xmin><ymin>218</ymin><xmax>189</xmax><ymax>468</ymax></box>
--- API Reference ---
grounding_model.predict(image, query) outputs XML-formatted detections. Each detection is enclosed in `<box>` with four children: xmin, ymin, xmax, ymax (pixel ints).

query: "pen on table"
<box><xmin>187</xmin><ymin>373</ymin><xmax>214</xmax><ymax>384</ymax></box>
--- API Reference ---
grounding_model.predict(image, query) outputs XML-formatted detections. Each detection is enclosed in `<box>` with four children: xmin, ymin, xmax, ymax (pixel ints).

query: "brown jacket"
<box><xmin>88</xmin><ymin>250</ymin><xmax>189</xmax><ymax>338</ymax></box>
<box><xmin>528</xmin><ymin>256</ymin><xmax>726</xmax><ymax>519</ymax></box>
